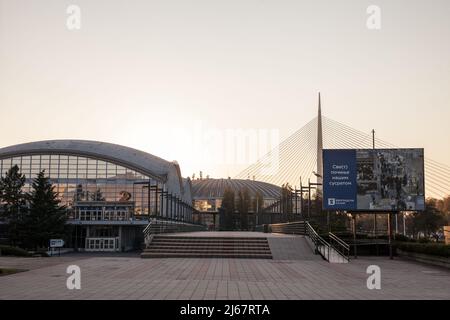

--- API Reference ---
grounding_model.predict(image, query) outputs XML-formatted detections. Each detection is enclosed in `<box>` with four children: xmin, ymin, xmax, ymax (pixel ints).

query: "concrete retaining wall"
<box><xmin>397</xmin><ymin>249</ymin><xmax>450</xmax><ymax>269</ymax></box>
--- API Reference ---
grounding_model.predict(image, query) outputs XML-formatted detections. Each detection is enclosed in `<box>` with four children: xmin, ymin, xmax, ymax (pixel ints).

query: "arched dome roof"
<box><xmin>191</xmin><ymin>178</ymin><xmax>281</xmax><ymax>199</ymax></box>
<box><xmin>0</xmin><ymin>140</ymin><xmax>189</xmax><ymax>201</ymax></box>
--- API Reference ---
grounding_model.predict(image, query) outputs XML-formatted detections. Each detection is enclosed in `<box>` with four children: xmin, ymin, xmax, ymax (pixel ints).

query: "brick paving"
<box><xmin>0</xmin><ymin>254</ymin><xmax>449</xmax><ymax>299</ymax></box>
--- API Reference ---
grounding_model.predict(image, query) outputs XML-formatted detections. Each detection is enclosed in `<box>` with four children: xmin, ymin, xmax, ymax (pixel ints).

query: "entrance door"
<box><xmin>85</xmin><ymin>237</ymin><xmax>119</xmax><ymax>251</ymax></box>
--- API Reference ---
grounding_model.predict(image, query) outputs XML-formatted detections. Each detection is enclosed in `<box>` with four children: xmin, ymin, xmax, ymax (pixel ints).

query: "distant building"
<box><xmin>191</xmin><ymin>178</ymin><xmax>281</xmax><ymax>230</ymax></box>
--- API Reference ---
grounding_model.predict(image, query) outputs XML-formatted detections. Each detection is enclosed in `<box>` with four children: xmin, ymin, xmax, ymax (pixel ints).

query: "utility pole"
<box><xmin>308</xmin><ymin>178</ymin><xmax>311</xmax><ymax>219</ymax></box>
<box><xmin>372</xmin><ymin>129</ymin><xmax>375</xmax><ymax>149</ymax></box>
<box><xmin>403</xmin><ymin>212</ymin><xmax>407</xmax><ymax>236</ymax></box>
<box><xmin>353</xmin><ymin>214</ymin><xmax>357</xmax><ymax>259</ymax></box>
<box><xmin>372</xmin><ymin>129</ymin><xmax>377</xmax><ymax>238</ymax></box>
<box><xmin>388</xmin><ymin>212</ymin><xmax>394</xmax><ymax>260</ymax></box>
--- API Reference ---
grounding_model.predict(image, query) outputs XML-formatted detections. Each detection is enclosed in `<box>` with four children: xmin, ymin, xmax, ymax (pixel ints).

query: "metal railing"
<box><xmin>143</xmin><ymin>217</ymin><xmax>207</xmax><ymax>239</ymax></box>
<box><xmin>263</xmin><ymin>220</ymin><xmax>351</xmax><ymax>263</ymax></box>
<box><xmin>329</xmin><ymin>232</ymin><xmax>350</xmax><ymax>262</ymax></box>
<box><xmin>305</xmin><ymin>222</ymin><xmax>332</xmax><ymax>261</ymax></box>
<box><xmin>268</xmin><ymin>221</ymin><xmax>306</xmax><ymax>235</ymax></box>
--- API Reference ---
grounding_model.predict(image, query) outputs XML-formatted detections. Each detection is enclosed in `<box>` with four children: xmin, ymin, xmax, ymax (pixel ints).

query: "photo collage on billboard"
<box><xmin>356</xmin><ymin>149</ymin><xmax>425</xmax><ymax>211</ymax></box>
<box><xmin>323</xmin><ymin>149</ymin><xmax>425</xmax><ymax>211</ymax></box>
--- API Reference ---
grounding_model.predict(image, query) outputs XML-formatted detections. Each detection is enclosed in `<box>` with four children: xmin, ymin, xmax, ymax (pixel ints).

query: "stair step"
<box><xmin>152</xmin><ymin>239</ymin><xmax>268</xmax><ymax>244</ymax></box>
<box><xmin>148</xmin><ymin>242</ymin><xmax>270</xmax><ymax>245</ymax></box>
<box><xmin>146</xmin><ymin>245</ymin><xmax>271</xmax><ymax>249</ymax></box>
<box><xmin>151</xmin><ymin>240</ymin><xmax>268</xmax><ymax>243</ymax></box>
<box><xmin>143</xmin><ymin>235</ymin><xmax>272</xmax><ymax>259</ymax></box>
<box><xmin>153</xmin><ymin>236</ymin><xmax>268</xmax><ymax>241</ymax></box>
<box><xmin>145</xmin><ymin>246</ymin><xmax>271</xmax><ymax>250</ymax></box>
<box><xmin>144</xmin><ymin>250</ymin><xmax>271</xmax><ymax>254</ymax></box>
<box><xmin>141</xmin><ymin>252</ymin><xmax>273</xmax><ymax>259</ymax></box>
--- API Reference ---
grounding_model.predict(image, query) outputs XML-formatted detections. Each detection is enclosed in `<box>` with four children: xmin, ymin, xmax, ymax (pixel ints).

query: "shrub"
<box><xmin>395</xmin><ymin>242</ymin><xmax>450</xmax><ymax>258</ymax></box>
<box><xmin>394</xmin><ymin>234</ymin><xmax>411</xmax><ymax>242</ymax></box>
<box><xmin>32</xmin><ymin>250</ymin><xmax>50</xmax><ymax>257</ymax></box>
<box><xmin>0</xmin><ymin>245</ymin><xmax>31</xmax><ymax>257</ymax></box>
<box><xmin>0</xmin><ymin>268</ymin><xmax>26</xmax><ymax>276</ymax></box>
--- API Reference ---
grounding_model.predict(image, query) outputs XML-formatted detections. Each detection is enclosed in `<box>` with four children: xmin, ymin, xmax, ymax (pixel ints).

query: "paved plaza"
<box><xmin>0</xmin><ymin>252</ymin><xmax>449</xmax><ymax>299</ymax></box>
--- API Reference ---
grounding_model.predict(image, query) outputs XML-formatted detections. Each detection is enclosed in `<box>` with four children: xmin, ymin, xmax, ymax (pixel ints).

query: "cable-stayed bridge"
<box><xmin>235</xmin><ymin>97</ymin><xmax>450</xmax><ymax>200</ymax></box>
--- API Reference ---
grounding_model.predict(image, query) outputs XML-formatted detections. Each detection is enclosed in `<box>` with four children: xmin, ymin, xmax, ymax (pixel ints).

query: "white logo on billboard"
<box><xmin>328</xmin><ymin>198</ymin><xmax>336</xmax><ymax>206</ymax></box>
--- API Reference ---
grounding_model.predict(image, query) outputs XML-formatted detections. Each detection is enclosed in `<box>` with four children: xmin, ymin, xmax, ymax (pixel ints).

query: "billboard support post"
<box><xmin>307</xmin><ymin>178</ymin><xmax>311</xmax><ymax>219</ymax></box>
<box><xmin>388</xmin><ymin>212</ymin><xmax>393</xmax><ymax>260</ymax></box>
<box><xmin>327</xmin><ymin>211</ymin><xmax>330</xmax><ymax>233</ymax></box>
<box><xmin>395</xmin><ymin>214</ymin><xmax>398</xmax><ymax>239</ymax></box>
<box><xmin>372</xmin><ymin>130</ymin><xmax>377</xmax><ymax>242</ymax></box>
<box><xmin>403</xmin><ymin>212</ymin><xmax>406</xmax><ymax>236</ymax></box>
<box><xmin>353</xmin><ymin>214</ymin><xmax>357</xmax><ymax>259</ymax></box>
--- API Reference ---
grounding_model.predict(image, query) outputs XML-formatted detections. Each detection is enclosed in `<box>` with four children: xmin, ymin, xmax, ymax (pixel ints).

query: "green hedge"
<box><xmin>0</xmin><ymin>268</ymin><xmax>25</xmax><ymax>276</ymax></box>
<box><xmin>0</xmin><ymin>245</ymin><xmax>31</xmax><ymax>257</ymax></box>
<box><xmin>395</xmin><ymin>242</ymin><xmax>450</xmax><ymax>258</ymax></box>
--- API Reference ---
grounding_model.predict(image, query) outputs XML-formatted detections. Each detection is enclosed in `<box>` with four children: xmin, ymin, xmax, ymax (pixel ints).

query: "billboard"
<box><xmin>323</xmin><ymin>148</ymin><xmax>425</xmax><ymax>211</ymax></box>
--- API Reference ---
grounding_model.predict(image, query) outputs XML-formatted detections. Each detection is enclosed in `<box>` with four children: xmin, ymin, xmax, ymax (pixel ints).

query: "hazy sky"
<box><xmin>1</xmin><ymin>0</ymin><xmax>449</xmax><ymax>178</ymax></box>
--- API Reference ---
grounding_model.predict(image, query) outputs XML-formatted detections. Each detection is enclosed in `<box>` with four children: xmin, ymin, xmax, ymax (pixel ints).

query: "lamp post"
<box><xmin>403</xmin><ymin>212</ymin><xmax>407</xmax><ymax>236</ymax></box>
<box><xmin>307</xmin><ymin>178</ymin><xmax>322</xmax><ymax>222</ymax></box>
<box><xmin>347</xmin><ymin>212</ymin><xmax>357</xmax><ymax>259</ymax></box>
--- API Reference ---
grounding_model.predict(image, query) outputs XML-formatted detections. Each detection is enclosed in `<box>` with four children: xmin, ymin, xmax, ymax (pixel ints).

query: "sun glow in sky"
<box><xmin>1</xmin><ymin>0</ymin><xmax>449</xmax><ymax>179</ymax></box>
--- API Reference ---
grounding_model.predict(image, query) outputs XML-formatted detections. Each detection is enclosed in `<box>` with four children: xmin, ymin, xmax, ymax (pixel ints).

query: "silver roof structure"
<box><xmin>191</xmin><ymin>178</ymin><xmax>281</xmax><ymax>200</ymax></box>
<box><xmin>0</xmin><ymin>140</ymin><xmax>191</xmax><ymax>202</ymax></box>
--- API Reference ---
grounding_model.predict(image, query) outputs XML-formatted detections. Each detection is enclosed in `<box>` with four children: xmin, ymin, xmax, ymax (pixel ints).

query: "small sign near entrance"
<box><xmin>50</xmin><ymin>239</ymin><xmax>65</xmax><ymax>248</ymax></box>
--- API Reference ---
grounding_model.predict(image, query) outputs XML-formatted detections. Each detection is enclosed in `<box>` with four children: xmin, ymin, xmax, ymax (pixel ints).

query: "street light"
<box><xmin>312</xmin><ymin>171</ymin><xmax>322</xmax><ymax>178</ymax></box>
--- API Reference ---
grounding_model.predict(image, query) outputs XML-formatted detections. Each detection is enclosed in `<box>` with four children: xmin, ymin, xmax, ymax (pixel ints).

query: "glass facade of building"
<box><xmin>193</xmin><ymin>199</ymin><xmax>222</xmax><ymax>212</ymax></box>
<box><xmin>0</xmin><ymin>154</ymin><xmax>163</xmax><ymax>220</ymax></box>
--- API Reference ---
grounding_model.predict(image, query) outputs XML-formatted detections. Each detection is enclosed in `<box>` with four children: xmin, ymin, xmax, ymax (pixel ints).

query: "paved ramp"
<box><xmin>268</xmin><ymin>236</ymin><xmax>321</xmax><ymax>260</ymax></box>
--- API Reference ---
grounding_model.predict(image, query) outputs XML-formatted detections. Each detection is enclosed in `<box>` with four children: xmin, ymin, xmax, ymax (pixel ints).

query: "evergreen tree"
<box><xmin>90</xmin><ymin>188</ymin><xmax>105</xmax><ymax>201</ymax></box>
<box><xmin>281</xmin><ymin>183</ymin><xmax>293</xmax><ymax>214</ymax></box>
<box><xmin>411</xmin><ymin>198</ymin><xmax>446</xmax><ymax>239</ymax></box>
<box><xmin>221</xmin><ymin>187</ymin><xmax>235</xmax><ymax>230</ymax></box>
<box><xmin>252</xmin><ymin>191</ymin><xmax>263</xmax><ymax>213</ymax></box>
<box><xmin>0</xmin><ymin>165</ymin><xmax>27</xmax><ymax>246</ymax></box>
<box><xmin>237</xmin><ymin>187</ymin><xmax>250</xmax><ymax>230</ymax></box>
<box><xmin>26</xmin><ymin>170</ymin><xmax>67</xmax><ymax>249</ymax></box>
<box><xmin>74</xmin><ymin>184</ymin><xmax>84</xmax><ymax>202</ymax></box>
<box><xmin>252</xmin><ymin>191</ymin><xmax>264</xmax><ymax>226</ymax></box>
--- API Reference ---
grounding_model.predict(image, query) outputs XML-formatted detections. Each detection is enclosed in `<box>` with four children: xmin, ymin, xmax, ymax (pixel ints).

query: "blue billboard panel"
<box><xmin>323</xmin><ymin>149</ymin><xmax>357</xmax><ymax>210</ymax></box>
<box><xmin>323</xmin><ymin>149</ymin><xmax>425</xmax><ymax>211</ymax></box>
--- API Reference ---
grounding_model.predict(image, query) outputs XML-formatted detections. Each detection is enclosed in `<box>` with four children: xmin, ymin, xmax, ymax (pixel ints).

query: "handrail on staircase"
<box><xmin>143</xmin><ymin>217</ymin><xmax>207</xmax><ymax>239</ymax></box>
<box><xmin>329</xmin><ymin>232</ymin><xmax>350</xmax><ymax>262</ymax></box>
<box><xmin>143</xmin><ymin>220</ymin><xmax>153</xmax><ymax>237</ymax></box>
<box><xmin>305</xmin><ymin>221</ymin><xmax>331</xmax><ymax>262</ymax></box>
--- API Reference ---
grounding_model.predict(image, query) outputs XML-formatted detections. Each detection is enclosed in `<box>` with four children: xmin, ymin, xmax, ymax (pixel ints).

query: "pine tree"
<box><xmin>26</xmin><ymin>170</ymin><xmax>67</xmax><ymax>249</ymax></box>
<box><xmin>74</xmin><ymin>184</ymin><xmax>84</xmax><ymax>202</ymax></box>
<box><xmin>281</xmin><ymin>183</ymin><xmax>293</xmax><ymax>214</ymax></box>
<box><xmin>411</xmin><ymin>198</ymin><xmax>446</xmax><ymax>239</ymax></box>
<box><xmin>0</xmin><ymin>165</ymin><xmax>27</xmax><ymax>246</ymax></box>
<box><xmin>90</xmin><ymin>188</ymin><xmax>105</xmax><ymax>201</ymax></box>
<box><xmin>252</xmin><ymin>191</ymin><xmax>264</xmax><ymax>214</ymax></box>
<box><xmin>237</xmin><ymin>187</ymin><xmax>250</xmax><ymax>230</ymax></box>
<box><xmin>221</xmin><ymin>187</ymin><xmax>235</xmax><ymax>230</ymax></box>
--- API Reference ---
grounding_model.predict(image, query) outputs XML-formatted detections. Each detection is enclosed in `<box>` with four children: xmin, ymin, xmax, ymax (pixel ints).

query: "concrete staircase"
<box><xmin>141</xmin><ymin>235</ymin><xmax>272</xmax><ymax>259</ymax></box>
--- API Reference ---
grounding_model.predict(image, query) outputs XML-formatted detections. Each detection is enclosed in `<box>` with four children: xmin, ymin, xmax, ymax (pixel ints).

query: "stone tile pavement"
<box><xmin>1</xmin><ymin>254</ymin><xmax>449</xmax><ymax>299</ymax></box>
